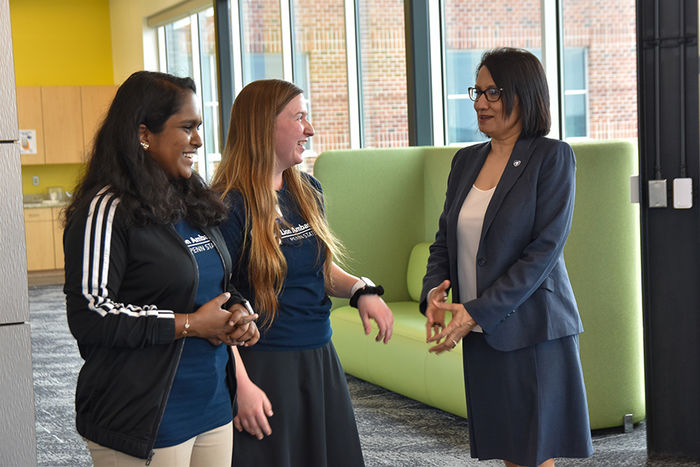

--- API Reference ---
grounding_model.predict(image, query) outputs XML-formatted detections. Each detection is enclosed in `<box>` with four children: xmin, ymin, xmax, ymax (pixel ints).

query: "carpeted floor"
<box><xmin>29</xmin><ymin>285</ymin><xmax>698</xmax><ymax>466</ymax></box>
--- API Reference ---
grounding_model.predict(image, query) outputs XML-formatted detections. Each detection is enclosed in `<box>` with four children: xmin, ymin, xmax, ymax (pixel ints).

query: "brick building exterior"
<box><xmin>240</xmin><ymin>0</ymin><xmax>637</xmax><ymax>160</ymax></box>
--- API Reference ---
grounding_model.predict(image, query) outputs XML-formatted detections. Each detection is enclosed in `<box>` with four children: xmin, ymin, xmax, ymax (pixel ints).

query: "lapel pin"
<box><xmin>513</xmin><ymin>160</ymin><xmax>521</xmax><ymax>167</ymax></box>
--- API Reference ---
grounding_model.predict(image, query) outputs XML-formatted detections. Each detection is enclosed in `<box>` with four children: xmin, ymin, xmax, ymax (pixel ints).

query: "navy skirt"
<box><xmin>463</xmin><ymin>333</ymin><xmax>593</xmax><ymax>466</ymax></box>
<box><xmin>232</xmin><ymin>342</ymin><xmax>364</xmax><ymax>467</ymax></box>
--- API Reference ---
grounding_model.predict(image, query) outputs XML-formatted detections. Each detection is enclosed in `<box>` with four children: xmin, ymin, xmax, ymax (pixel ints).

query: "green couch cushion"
<box><xmin>566</xmin><ymin>140</ymin><xmax>645</xmax><ymax>428</ymax></box>
<box><xmin>407</xmin><ymin>242</ymin><xmax>432</xmax><ymax>302</ymax></box>
<box><xmin>315</xmin><ymin>148</ymin><xmax>427</xmax><ymax>302</ymax></box>
<box><xmin>319</xmin><ymin>140</ymin><xmax>646</xmax><ymax>429</ymax></box>
<box><xmin>407</xmin><ymin>241</ymin><xmax>453</xmax><ymax>303</ymax></box>
<box><xmin>331</xmin><ymin>302</ymin><xmax>431</xmax><ymax>402</ymax></box>
<box><xmin>331</xmin><ymin>301</ymin><xmax>468</xmax><ymax>417</ymax></box>
<box><xmin>422</xmin><ymin>147</ymin><xmax>461</xmax><ymax>239</ymax></box>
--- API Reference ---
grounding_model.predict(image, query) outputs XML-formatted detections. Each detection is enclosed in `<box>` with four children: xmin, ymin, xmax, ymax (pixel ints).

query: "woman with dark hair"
<box><xmin>63</xmin><ymin>70</ymin><xmax>259</xmax><ymax>467</ymax></box>
<box><xmin>211</xmin><ymin>79</ymin><xmax>393</xmax><ymax>466</ymax></box>
<box><xmin>421</xmin><ymin>48</ymin><xmax>593</xmax><ymax>467</ymax></box>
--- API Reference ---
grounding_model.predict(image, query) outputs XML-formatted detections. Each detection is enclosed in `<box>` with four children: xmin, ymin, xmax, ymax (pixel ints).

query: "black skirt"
<box><xmin>232</xmin><ymin>342</ymin><xmax>364</xmax><ymax>467</ymax></box>
<box><xmin>463</xmin><ymin>333</ymin><xmax>594</xmax><ymax>466</ymax></box>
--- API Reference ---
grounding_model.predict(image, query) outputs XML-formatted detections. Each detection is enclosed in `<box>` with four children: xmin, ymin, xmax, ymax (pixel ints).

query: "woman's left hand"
<box><xmin>225</xmin><ymin>304</ymin><xmax>260</xmax><ymax>346</ymax></box>
<box><xmin>357</xmin><ymin>295</ymin><xmax>394</xmax><ymax>344</ymax></box>
<box><xmin>426</xmin><ymin>303</ymin><xmax>476</xmax><ymax>354</ymax></box>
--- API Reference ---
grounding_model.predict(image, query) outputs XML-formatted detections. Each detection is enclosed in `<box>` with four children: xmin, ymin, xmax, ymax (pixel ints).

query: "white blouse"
<box><xmin>456</xmin><ymin>185</ymin><xmax>496</xmax><ymax>333</ymax></box>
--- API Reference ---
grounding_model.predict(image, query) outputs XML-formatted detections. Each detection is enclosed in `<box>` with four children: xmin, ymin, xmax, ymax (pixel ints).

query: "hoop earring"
<box><xmin>140</xmin><ymin>141</ymin><xmax>150</xmax><ymax>150</ymax></box>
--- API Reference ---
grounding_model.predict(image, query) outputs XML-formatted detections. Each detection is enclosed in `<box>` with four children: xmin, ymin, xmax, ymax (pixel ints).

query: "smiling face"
<box><xmin>141</xmin><ymin>91</ymin><xmax>203</xmax><ymax>180</ymax></box>
<box><xmin>474</xmin><ymin>66</ymin><xmax>522</xmax><ymax>141</ymax></box>
<box><xmin>273</xmin><ymin>93</ymin><xmax>314</xmax><ymax>173</ymax></box>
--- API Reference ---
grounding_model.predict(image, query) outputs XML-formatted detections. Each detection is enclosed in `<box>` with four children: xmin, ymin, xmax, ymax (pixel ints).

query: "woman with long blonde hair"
<box><xmin>212</xmin><ymin>79</ymin><xmax>393</xmax><ymax>466</ymax></box>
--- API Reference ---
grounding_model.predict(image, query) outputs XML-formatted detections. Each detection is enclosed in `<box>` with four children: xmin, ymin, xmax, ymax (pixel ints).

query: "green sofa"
<box><xmin>314</xmin><ymin>140</ymin><xmax>645</xmax><ymax>430</ymax></box>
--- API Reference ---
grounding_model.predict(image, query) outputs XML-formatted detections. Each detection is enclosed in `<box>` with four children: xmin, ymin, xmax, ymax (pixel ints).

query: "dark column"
<box><xmin>637</xmin><ymin>0</ymin><xmax>700</xmax><ymax>460</ymax></box>
<box><xmin>214</xmin><ymin>0</ymin><xmax>234</xmax><ymax>147</ymax></box>
<box><xmin>404</xmin><ymin>0</ymin><xmax>434</xmax><ymax>146</ymax></box>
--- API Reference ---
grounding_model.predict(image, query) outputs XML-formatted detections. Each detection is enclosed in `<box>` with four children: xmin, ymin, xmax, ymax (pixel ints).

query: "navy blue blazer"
<box><xmin>420</xmin><ymin>136</ymin><xmax>583</xmax><ymax>352</ymax></box>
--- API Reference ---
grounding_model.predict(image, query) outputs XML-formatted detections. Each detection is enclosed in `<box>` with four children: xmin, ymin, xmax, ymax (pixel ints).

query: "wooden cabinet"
<box><xmin>17</xmin><ymin>85</ymin><xmax>118</xmax><ymax>166</ymax></box>
<box><xmin>81</xmin><ymin>85</ymin><xmax>117</xmax><ymax>154</ymax></box>
<box><xmin>52</xmin><ymin>207</ymin><xmax>64</xmax><ymax>269</ymax></box>
<box><xmin>24</xmin><ymin>207</ymin><xmax>65</xmax><ymax>271</ymax></box>
<box><xmin>24</xmin><ymin>208</ymin><xmax>55</xmax><ymax>271</ymax></box>
<box><xmin>16</xmin><ymin>86</ymin><xmax>45</xmax><ymax>165</ymax></box>
<box><xmin>42</xmin><ymin>86</ymin><xmax>84</xmax><ymax>164</ymax></box>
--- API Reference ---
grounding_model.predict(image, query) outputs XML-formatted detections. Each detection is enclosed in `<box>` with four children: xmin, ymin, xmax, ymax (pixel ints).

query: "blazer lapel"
<box><xmin>480</xmin><ymin>137</ymin><xmax>537</xmax><ymax>242</ymax></box>
<box><xmin>447</xmin><ymin>143</ymin><xmax>490</xmax><ymax>234</ymax></box>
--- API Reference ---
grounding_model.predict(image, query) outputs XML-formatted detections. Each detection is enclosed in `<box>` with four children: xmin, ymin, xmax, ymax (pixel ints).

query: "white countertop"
<box><xmin>23</xmin><ymin>200</ymin><xmax>68</xmax><ymax>209</ymax></box>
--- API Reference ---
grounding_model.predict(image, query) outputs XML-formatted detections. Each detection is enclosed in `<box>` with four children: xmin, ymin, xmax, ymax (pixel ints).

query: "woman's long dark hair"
<box><xmin>65</xmin><ymin>71</ymin><xmax>227</xmax><ymax>228</ymax></box>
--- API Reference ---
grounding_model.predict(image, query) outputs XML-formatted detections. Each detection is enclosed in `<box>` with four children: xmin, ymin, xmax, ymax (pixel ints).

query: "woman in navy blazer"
<box><xmin>420</xmin><ymin>49</ymin><xmax>593</xmax><ymax>467</ymax></box>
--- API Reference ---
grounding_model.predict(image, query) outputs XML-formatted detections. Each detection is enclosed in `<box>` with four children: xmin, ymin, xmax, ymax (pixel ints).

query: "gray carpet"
<box><xmin>29</xmin><ymin>285</ymin><xmax>698</xmax><ymax>466</ymax></box>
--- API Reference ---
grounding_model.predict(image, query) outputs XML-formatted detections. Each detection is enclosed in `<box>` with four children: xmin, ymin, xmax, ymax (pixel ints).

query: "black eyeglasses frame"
<box><xmin>467</xmin><ymin>86</ymin><xmax>504</xmax><ymax>102</ymax></box>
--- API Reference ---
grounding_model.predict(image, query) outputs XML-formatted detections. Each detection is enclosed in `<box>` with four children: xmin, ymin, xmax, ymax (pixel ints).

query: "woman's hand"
<box><xmin>224</xmin><ymin>304</ymin><xmax>260</xmax><ymax>347</ymax></box>
<box><xmin>425</xmin><ymin>280</ymin><xmax>450</xmax><ymax>341</ymax></box>
<box><xmin>424</xmin><ymin>280</ymin><xmax>477</xmax><ymax>354</ymax></box>
<box><xmin>186</xmin><ymin>292</ymin><xmax>260</xmax><ymax>346</ymax></box>
<box><xmin>357</xmin><ymin>294</ymin><xmax>394</xmax><ymax>344</ymax></box>
<box><xmin>233</xmin><ymin>378</ymin><xmax>274</xmax><ymax>440</ymax></box>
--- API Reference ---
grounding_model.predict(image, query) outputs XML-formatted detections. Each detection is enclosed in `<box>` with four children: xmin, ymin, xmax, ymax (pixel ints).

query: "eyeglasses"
<box><xmin>468</xmin><ymin>87</ymin><xmax>504</xmax><ymax>102</ymax></box>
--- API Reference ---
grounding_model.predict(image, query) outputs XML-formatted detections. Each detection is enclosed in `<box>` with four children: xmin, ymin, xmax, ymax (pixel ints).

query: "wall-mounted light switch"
<box><xmin>673</xmin><ymin>178</ymin><xmax>693</xmax><ymax>209</ymax></box>
<box><xmin>32</xmin><ymin>176</ymin><xmax>39</xmax><ymax>186</ymax></box>
<box><xmin>648</xmin><ymin>179</ymin><xmax>667</xmax><ymax>208</ymax></box>
<box><xmin>630</xmin><ymin>175</ymin><xmax>640</xmax><ymax>203</ymax></box>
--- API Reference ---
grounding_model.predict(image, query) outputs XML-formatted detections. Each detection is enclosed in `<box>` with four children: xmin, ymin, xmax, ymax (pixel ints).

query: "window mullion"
<box><xmin>541</xmin><ymin>0</ymin><xmax>562</xmax><ymax>139</ymax></box>
<box><xmin>189</xmin><ymin>14</ymin><xmax>207</xmax><ymax>178</ymax></box>
<box><xmin>345</xmin><ymin>0</ymin><xmax>361</xmax><ymax>148</ymax></box>
<box><xmin>430</xmin><ymin>0</ymin><xmax>444</xmax><ymax>146</ymax></box>
<box><xmin>157</xmin><ymin>27</ymin><xmax>168</xmax><ymax>72</ymax></box>
<box><xmin>280</xmin><ymin>0</ymin><xmax>294</xmax><ymax>82</ymax></box>
<box><xmin>228</xmin><ymin>0</ymin><xmax>244</xmax><ymax>95</ymax></box>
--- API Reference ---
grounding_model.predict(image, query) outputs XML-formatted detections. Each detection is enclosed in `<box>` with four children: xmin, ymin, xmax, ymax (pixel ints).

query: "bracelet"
<box><xmin>182</xmin><ymin>314</ymin><xmax>191</xmax><ymax>337</ymax></box>
<box><xmin>349</xmin><ymin>276</ymin><xmax>384</xmax><ymax>308</ymax></box>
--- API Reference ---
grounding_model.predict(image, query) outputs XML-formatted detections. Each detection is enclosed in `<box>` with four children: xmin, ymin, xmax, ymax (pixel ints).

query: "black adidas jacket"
<box><xmin>63</xmin><ymin>188</ymin><xmax>241</xmax><ymax>459</ymax></box>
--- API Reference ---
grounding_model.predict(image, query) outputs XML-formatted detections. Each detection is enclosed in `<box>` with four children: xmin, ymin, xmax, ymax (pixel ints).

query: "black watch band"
<box><xmin>349</xmin><ymin>281</ymin><xmax>384</xmax><ymax>308</ymax></box>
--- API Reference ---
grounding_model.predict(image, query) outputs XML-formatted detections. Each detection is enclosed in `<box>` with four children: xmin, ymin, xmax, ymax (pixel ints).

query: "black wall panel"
<box><xmin>637</xmin><ymin>0</ymin><xmax>700</xmax><ymax>460</ymax></box>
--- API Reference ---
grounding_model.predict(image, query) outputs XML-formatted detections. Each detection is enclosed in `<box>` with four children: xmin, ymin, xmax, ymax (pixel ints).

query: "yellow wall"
<box><xmin>10</xmin><ymin>0</ymin><xmax>114</xmax><ymax>86</ymax></box>
<box><xmin>11</xmin><ymin>0</ymin><xmax>183</xmax><ymax>195</ymax></box>
<box><xmin>21</xmin><ymin>165</ymin><xmax>84</xmax><ymax>197</ymax></box>
<box><xmin>10</xmin><ymin>0</ymin><xmax>113</xmax><ymax>194</ymax></box>
<box><xmin>109</xmin><ymin>0</ymin><xmax>184</xmax><ymax>84</ymax></box>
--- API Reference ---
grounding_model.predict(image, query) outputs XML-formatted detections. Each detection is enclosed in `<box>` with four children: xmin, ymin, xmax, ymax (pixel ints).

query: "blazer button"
<box><xmin>477</xmin><ymin>258</ymin><xmax>486</xmax><ymax>266</ymax></box>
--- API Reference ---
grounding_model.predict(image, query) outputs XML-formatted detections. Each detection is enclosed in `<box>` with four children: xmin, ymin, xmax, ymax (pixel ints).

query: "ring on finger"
<box><xmin>451</xmin><ymin>339</ymin><xmax>458</xmax><ymax>348</ymax></box>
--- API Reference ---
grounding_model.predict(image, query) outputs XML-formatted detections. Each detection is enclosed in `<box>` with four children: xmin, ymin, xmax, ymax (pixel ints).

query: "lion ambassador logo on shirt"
<box><xmin>183</xmin><ymin>233</ymin><xmax>215</xmax><ymax>255</ymax></box>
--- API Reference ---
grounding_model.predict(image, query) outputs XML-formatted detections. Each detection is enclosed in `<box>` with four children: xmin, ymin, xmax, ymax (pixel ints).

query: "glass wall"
<box><xmin>442</xmin><ymin>1</ymin><xmax>542</xmax><ymax>145</ymax></box>
<box><xmin>197</xmin><ymin>8</ymin><xmax>221</xmax><ymax>177</ymax></box>
<box><xmin>158</xmin><ymin>7</ymin><xmax>220</xmax><ymax>180</ymax></box>
<box><xmin>292</xmin><ymin>0</ymin><xmax>349</xmax><ymax>170</ymax></box>
<box><xmin>153</xmin><ymin>0</ymin><xmax>639</xmax><ymax>176</ymax></box>
<box><xmin>239</xmin><ymin>0</ymin><xmax>284</xmax><ymax>84</ymax></box>
<box><xmin>562</xmin><ymin>0</ymin><xmax>638</xmax><ymax>140</ymax></box>
<box><xmin>164</xmin><ymin>17</ymin><xmax>194</xmax><ymax>78</ymax></box>
<box><xmin>441</xmin><ymin>0</ymin><xmax>637</xmax><ymax>144</ymax></box>
<box><xmin>357</xmin><ymin>0</ymin><xmax>408</xmax><ymax>148</ymax></box>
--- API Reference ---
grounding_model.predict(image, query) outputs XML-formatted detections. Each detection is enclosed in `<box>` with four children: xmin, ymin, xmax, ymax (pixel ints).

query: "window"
<box><xmin>442</xmin><ymin>0</ymin><xmax>542</xmax><ymax>145</ymax></box>
<box><xmin>563</xmin><ymin>48</ymin><xmax>588</xmax><ymax>138</ymax></box>
<box><xmin>291</xmin><ymin>0</ymin><xmax>350</xmax><ymax>170</ymax></box>
<box><xmin>156</xmin><ymin>6</ymin><xmax>220</xmax><ymax>180</ymax></box>
<box><xmin>239</xmin><ymin>0</ymin><xmax>284</xmax><ymax>84</ymax></box>
<box><xmin>445</xmin><ymin>50</ymin><xmax>487</xmax><ymax>144</ymax></box>
<box><xmin>206</xmin><ymin>0</ymin><xmax>634</xmax><ymax>155</ymax></box>
<box><xmin>562</xmin><ymin>0</ymin><xmax>637</xmax><ymax>140</ymax></box>
<box><xmin>357</xmin><ymin>0</ymin><xmax>409</xmax><ymax>148</ymax></box>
